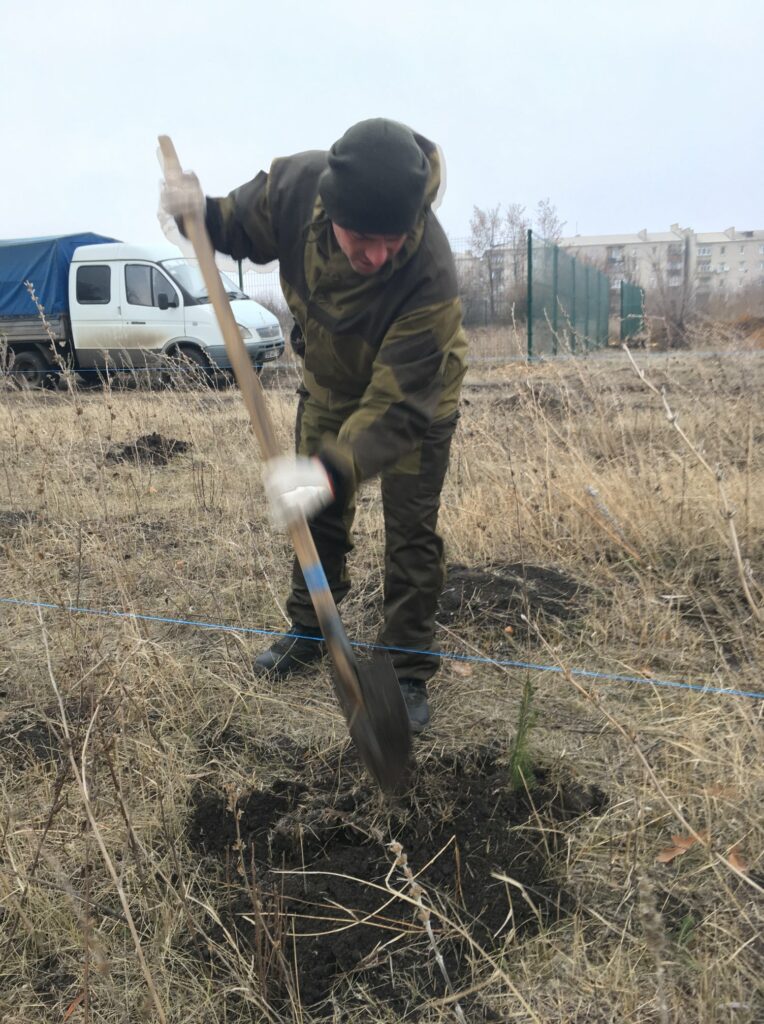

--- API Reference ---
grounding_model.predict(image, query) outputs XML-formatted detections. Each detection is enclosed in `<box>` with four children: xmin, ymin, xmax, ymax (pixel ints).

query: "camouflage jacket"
<box><xmin>201</xmin><ymin>131</ymin><xmax>467</xmax><ymax>492</ymax></box>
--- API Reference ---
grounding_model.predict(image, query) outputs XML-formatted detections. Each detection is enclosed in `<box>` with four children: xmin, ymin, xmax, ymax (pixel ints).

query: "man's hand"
<box><xmin>262</xmin><ymin>456</ymin><xmax>334</xmax><ymax>529</ymax></box>
<box><xmin>159</xmin><ymin>169</ymin><xmax>206</xmax><ymax>221</ymax></box>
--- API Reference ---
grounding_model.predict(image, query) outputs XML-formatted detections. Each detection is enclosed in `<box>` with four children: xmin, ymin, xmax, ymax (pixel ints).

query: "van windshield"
<box><xmin>161</xmin><ymin>258</ymin><xmax>248</xmax><ymax>303</ymax></box>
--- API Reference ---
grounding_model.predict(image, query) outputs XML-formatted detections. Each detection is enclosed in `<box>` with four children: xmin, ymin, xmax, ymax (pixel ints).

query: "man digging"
<box><xmin>162</xmin><ymin>118</ymin><xmax>467</xmax><ymax>733</ymax></box>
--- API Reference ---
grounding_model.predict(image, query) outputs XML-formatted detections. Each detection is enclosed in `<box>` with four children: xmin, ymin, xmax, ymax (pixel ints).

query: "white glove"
<box><xmin>158</xmin><ymin>169</ymin><xmax>206</xmax><ymax>221</ymax></box>
<box><xmin>262</xmin><ymin>456</ymin><xmax>334</xmax><ymax>529</ymax></box>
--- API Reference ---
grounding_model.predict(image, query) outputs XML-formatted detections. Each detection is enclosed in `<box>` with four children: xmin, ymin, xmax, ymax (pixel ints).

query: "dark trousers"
<box><xmin>286</xmin><ymin>391</ymin><xmax>457</xmax><ymax>682</ymax></box>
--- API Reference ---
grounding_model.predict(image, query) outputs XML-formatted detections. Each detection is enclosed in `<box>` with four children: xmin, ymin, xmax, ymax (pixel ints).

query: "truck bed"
<box><xmin>0</xmin><ymin>315</ymin><xmax>67</xmax><ymax>344</ymax></box>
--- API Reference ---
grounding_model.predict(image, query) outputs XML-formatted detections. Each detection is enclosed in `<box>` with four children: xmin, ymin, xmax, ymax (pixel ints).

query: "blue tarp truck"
<box><xmin>0</xmin><ymin>234</ymin><xmax>284</xmax><ymax>386</ymax></box>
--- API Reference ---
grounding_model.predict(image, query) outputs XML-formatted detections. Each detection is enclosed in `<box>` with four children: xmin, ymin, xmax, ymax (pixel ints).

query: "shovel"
<box><xmin>157</xmin><ymin>135</ymin><xmax>411</xmax><ymax>792</ymax></box>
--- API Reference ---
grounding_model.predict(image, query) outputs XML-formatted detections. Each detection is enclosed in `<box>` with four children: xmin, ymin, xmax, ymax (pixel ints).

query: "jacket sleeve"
<box><xmin>181</xmin><ymin>170</ymin><xmax>279</xmax><ymax>264</ymax></box>
<box><xmin>318</xmin><ymin>298</ymin><xmax>463</xmax><ymax>492</ymax></box>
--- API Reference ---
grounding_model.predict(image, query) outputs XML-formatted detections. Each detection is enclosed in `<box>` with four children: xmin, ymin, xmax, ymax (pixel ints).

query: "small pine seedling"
<box><xmin>508</xmin><ymin>672</ymin><xmax>537</xmax><ymax>791</ymax></box>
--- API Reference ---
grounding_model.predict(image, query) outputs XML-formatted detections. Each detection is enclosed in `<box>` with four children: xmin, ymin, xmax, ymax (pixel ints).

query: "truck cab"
<box><xmin>69</xmin><ymin>242</ymin><xmax>284</xmax><ymax>377</ymax></box>
<box><xmin>0</xmin><ymin>235</ymin><xmax>284</xmax><ymax>387</ymax></box>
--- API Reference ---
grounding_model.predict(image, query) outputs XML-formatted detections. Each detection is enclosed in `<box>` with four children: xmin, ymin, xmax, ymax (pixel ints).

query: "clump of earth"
<box><xmin>105</xmin><ymin>432</ymin><xmax>190</xmax><ymax>466</ymax></box>
<box><xmin>439</xmin><ymin>562</ymin><xmax>589</xmax><ymax>627</ymax></box>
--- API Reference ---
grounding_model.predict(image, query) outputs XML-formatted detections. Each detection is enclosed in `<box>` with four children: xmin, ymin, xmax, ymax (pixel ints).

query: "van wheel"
<box><xmin>162</xmin><ymin>345</ymin><xmax>210</xmax><ymax>387</ymax></box>
<box><xmin>76</xmin><ymin>370</ymin><xmax>106</xmax><ymax>390</ymax></box>
<box><xmin>9</xmin><ymin>349</ymin><xmax>54</xmax><ymax>390</ymax></box>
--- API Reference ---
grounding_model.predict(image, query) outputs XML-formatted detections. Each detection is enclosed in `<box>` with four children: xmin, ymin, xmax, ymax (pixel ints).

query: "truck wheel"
<box><xmin>10</xmin><ymin>348</ymin><xmax>54</xmax><ymax>390</ymax></box>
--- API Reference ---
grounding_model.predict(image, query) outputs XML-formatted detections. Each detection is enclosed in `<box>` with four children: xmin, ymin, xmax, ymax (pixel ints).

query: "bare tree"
<box><xmin>505</xmin><ymin>203</ymin><xmax>530</xmax><ymax>289</ymax></box>
<box><xmin>469</xmin><ymin>204</ymin><xmax>507</xmax><ymax>321</ymax></box>
<box><xmin>535</xmin><ymin>198</ymin><xmax>566</xmax><ymax>244</ymax></box>
<box><xmin>645</xmin><ymin>237</ymin><xmax>695</xmax><ymax>347</ymax></box>
<box><xmin>465</xmin><ymin>198</ymin><xmax>567</xmax><ymax>323</ymax></box>
<box><xmin>453</xmin><ymin>252</ymin><xmax>488</xmax><ymax>326</ymax></box>
<box><xmin>704</xmin><ymin>278</ymin><xmax>764</xmax><ymax>320</ymax></box>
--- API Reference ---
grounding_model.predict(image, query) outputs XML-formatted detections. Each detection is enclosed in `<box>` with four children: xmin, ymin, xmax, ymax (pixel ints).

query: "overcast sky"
<box><xmin>2</xmin><ymin>0</ymin><xmax>761</xmax><ymax>248</ymax></box>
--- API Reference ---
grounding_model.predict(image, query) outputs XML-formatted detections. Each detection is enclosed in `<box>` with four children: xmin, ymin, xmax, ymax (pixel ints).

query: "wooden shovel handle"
<box><xmin>158</xmin><ymin>136</ymin><xmax>279</xmax><ymax>458</ymax></box>
<box><xmin>157</xmin><ymin>135</ymin><xmax>362</xmax><ymax>708</ymax></box>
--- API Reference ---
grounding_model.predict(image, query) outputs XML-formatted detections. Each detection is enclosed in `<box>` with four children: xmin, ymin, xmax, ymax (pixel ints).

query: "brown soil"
<box><xmin>187</xmin><ymin>741</ymin><xmax>606</xmax><ymax>1013</ymax></box>
<box><xmin>346</xmin><ymin>561</ymin><xmax>589</xmax><ymax>646</ymax></box>
<box><xmin>105</xmin><ymin>432</ymin><xmax>190</xmax><ymax>466</ymax></box>
<box><xmin>2</xmin><ymin>718</ymin><xmax>62</xmax><ymax>766</ymax></box>
<box><xmin>439</xmin><ymin>562</ymin><xmax>589</xmax><ymax>630</ymax></box>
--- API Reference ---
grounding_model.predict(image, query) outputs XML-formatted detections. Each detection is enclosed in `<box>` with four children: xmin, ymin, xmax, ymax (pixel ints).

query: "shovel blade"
<box><xmin>343</xmin><ymin>651</ymin><xmax>412</xmax><ymax>793</ymax></box>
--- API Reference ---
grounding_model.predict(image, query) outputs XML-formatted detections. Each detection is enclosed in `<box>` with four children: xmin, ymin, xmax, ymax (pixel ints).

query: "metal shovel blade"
<box><xmin>342</xmin><ymin>651</ymin><xmax>412</xmax><ymax>793</ymax></box>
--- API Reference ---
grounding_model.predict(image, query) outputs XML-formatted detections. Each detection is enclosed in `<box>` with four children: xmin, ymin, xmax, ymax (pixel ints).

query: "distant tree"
<box><xmin>505</xmin><ymin>203</ymin><xmax>530</xmax><ymax>287</ymax></box>
<box><xmin>705</xmin><ymin>278</ymin><xmax>764</xmax><ymax>320</ymax></box>
<box><xmin>453</xmin><ymin>252</ymin><xmax>488</xmax><ymax>326</ymax></box>
<box><xmin>645</xmin><ymin>237</ymin><xmax>695</xmax><ymax>347</ymax></box>
<box><xmin>465</xmin><ymin>198</ymin><xmax>567</xmax><ymax>323</ymax></box>
<box><xmin>469</xmin><ymin>204</ymin><xmax>507</xmax><ymax>321</ymax></box>
<box><xmin>535</xmin><ymin>198</ymin><xmax>566</xmax><ymax>243</ymax></box>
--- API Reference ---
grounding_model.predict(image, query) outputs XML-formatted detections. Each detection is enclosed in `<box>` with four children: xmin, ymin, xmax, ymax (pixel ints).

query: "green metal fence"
<box><xmin>527</xmin><ymin>230</ymin><xmax>610</xmax><ymax>359</ymax></box>
<box><xmin>620</xmin><ymin>280</ymin><xmax>645</xmax><ymax>341</ymax></box>
<box><xmin>231</xmin><ymin>235</ymin><xmax>644</xmax><ymax>364</ymax></box>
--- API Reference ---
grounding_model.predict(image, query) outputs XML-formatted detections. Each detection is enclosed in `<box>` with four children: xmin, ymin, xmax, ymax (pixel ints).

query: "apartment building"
<box><xmin>559</xmin><ymin>226</ymin><xmax>764</xmax><ymax>307</ymax></box>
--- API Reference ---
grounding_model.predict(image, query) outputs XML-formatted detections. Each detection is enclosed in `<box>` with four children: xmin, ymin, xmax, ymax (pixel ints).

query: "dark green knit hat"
<box><xmin>319</xmin><ymin>118</ymin><xmax>429</xmax><ymax>236</ymax></box>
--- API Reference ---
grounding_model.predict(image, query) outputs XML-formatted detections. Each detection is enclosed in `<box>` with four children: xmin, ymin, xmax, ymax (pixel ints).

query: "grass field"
<box><xmin>0</xmin><ymin>338</ymin><xmax>762</xmax><ymax>1022</ymax></box>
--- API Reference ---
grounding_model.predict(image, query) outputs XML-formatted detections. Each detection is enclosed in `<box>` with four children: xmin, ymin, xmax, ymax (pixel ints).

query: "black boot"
<box><xmin>398</xmin><ymin>679</ymin><xmax>431</xmax><ymax>734</ymax></box>
<box><xmin>254</xmin><ymin>626</ymin><xmax>325</xmax><ymax>678</ymax></box>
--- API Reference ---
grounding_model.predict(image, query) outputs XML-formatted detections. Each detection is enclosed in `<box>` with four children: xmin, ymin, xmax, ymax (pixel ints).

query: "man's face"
<box><xmin>332</xmin><ymin>223</ymin><xmax>408</xmax><ymax>276</ymax></box>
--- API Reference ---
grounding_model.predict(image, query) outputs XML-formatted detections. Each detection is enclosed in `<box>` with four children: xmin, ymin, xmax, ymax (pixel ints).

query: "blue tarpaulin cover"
<box><xmin>0</xmin><ymin>234</ymin><xmax>119</xmax><ymax>317</ymax></box>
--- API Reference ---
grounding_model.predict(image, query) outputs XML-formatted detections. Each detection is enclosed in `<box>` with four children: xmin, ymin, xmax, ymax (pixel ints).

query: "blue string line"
<box><xmin>2</xmin><ymin>364</ymin><xmax>288</xmax><ymax>376</ymax></box>
<box><xmin>4</xmin><ymin>349</ymin><xmax>761</xmax><ymax>377</ymax></box>
<box><xmin>1</xmin><ymin>595</ymin><xmax>761</xmax><ymax>701</ymax></box>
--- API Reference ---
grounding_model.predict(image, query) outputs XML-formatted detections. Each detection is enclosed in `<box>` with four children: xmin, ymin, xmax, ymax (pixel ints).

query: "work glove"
<box><xmin>159</xmin><ymin>169</ymin><xmax>206</xmax><ymax>222</ymax></box>
<box><xmin>155</xmin><ymin>146</ymin><xmax>202</xmax><ymax>250</ymax></box>
<box><xmin>262</xmin><ymin>455</ymin><xmax>334</xmax><ymax>529</ymax></box>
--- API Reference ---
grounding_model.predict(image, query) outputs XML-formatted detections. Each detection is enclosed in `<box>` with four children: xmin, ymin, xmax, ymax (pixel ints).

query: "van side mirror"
<box><xmin>157</xmin><ymin>293</ymin><xmax>173</xmax><ymax>310</ymax></box>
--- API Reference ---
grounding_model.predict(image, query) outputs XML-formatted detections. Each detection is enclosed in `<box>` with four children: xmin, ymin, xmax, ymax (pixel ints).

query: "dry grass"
<box><xmin>0</xmin><ymin>339</ymin><xmax>762</xmax><ymax>1022</ymax></box>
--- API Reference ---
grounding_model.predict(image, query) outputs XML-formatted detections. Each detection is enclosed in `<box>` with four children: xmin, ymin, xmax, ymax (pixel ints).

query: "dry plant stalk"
<box><xmin>23</xmin><ymin>280</ymin><xmax>79</xmax><ymax>395</ymax></box>
<box><xmin>637</xmin><ymin>873</ymin><xmax>670</xmax><ymax>1024</ymax></box>
<box><xmin>38</xmin><ymin>611</ymin><xmax>168</xmax><ymax>1024</ymax></box>
<box><xmin>622</xmin><ymin>343</ymin><xmax>762</xmax><ymax>623</ymax></box>
<box><xmin>0</xmin><ymin>759</ymin><xmax>70</xmax><ymax>962</ymax></box>
<box><xmin>229</xmin><ymin>786</ymin><xmax>296</xmax><ymax>1010</ymax></box>
<box><xmin>42</xmin><ymin>847</ymin><xmax>112</xmax><ymax>1021</ymax></box>
<box><xmin>388</xmin><ymin>839</ymin><xmax>467</xmax><ymax>1024</ymax></box>
<box><xmin>521</xmin><ymin>612</ymin><xmax>763</xmax><ymax>896</ymax></box>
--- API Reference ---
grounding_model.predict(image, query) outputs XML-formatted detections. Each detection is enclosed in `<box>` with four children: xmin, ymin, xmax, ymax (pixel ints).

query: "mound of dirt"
<box><xmin>2</xmin><ymin>720</ymin><xmax>62</xmax><ymax>765</ymax></box>
<box><xmin>439</xmin><ymin>562</ymin><xmax>589</xmax><ymax>629</ymax></box>
<box><xmin>187</xmin><ymin>742</ymin><xmax>606</xmax><ymax>1012</ymax></box>
<box><xmin>105</xmin><ymin>432</ymin><xmax>190</xmax><ymax>466</ymax></box>
<box><xmin>0</xmin><ymin>509</ymin><xmax>40</xmax><ymax>536</ymax></box>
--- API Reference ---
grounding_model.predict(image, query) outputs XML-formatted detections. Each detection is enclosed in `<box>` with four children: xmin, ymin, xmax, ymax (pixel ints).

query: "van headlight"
<box><xmin>237</xmin><ymin>324</ymin><xmax>253</xmax><ymax>340</ymax></box>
